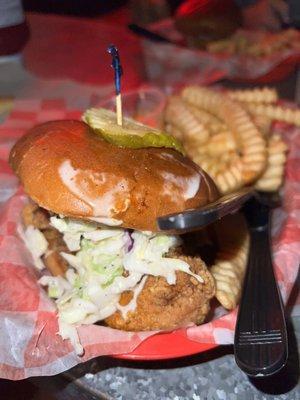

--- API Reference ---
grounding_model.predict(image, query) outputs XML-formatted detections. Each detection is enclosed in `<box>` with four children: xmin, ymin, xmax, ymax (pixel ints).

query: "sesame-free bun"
<box><xmin>9</xmin><ymin>120</ymin><xmax>219</xmax><ymax>231</ymax></box>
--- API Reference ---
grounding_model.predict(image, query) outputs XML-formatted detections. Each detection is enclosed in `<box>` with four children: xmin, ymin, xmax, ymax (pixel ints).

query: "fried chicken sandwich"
<box><xmin>9</xmin><ymin>111</ymin><xmax>219</xmax><ymax>354</ymax></box>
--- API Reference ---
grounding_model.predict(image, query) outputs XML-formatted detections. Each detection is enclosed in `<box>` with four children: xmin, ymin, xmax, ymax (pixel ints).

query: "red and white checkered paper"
<box><xmin>0</xmin><ymin>97</ymin><xmax>299</xmax><ymax>380</ymax></box>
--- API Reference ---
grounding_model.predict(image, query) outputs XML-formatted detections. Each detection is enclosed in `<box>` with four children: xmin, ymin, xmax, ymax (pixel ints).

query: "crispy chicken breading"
<box><xmin>105</xmin><ymin>250</ymin><xmax>215</xmax><ymax>331</ymax></box>
<box><xmin>22</xmin><ymin>202</ymin><xmax>50</xmax><ymax>229</ymax></box>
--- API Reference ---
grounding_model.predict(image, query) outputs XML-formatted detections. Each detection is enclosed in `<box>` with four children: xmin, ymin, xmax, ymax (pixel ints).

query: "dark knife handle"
<box><xmin>234</xmin><ymin>199</ymin><xmax>288</xmax><ymax>377</ymax></box>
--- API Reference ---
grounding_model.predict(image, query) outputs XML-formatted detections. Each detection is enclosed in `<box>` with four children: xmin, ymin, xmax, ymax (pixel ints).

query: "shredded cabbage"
<box><xmin>18</xmin><ymin>225</ymin><xmax>48</xmax><ymax>270</ymax></box>
<box><xmin>20</xmin><ymin>216</ymin><xmax>204</xmax><ymax>355</ymax></box>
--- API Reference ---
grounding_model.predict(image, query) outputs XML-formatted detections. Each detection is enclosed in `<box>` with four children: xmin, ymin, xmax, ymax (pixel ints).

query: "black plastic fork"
<box><xmin>157</xmin><ymin>189</ymin><xmax>288</xmax><ymax>376</ymax></box>
<box><xmin>234</xmin><ymin>194</ymin><xmax>288</xmax><ymax>377</ymax></box>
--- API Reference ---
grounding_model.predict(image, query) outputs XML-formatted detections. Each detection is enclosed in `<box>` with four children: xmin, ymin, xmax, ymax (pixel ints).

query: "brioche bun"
<box><xmin>9</xmin><ymin>120</ymin><xmax>219</xmax><ymax>231</ymax></box>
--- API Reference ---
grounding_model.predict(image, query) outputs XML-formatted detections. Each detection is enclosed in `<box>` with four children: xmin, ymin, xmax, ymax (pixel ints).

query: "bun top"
<box><xmin>9</xmin><ymin>120</ymin><xmax>219</xmax><ymax>231</ymax></box>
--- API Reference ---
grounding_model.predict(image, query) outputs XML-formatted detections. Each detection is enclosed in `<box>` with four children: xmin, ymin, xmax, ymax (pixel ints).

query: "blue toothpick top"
<box><xmin>107</xmin><ymin>44</ymin><xmax>123</xmax><ymax>95</ymax></box>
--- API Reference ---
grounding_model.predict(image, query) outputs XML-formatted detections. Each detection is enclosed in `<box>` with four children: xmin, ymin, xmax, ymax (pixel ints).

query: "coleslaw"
<box><xmin>22</xmin><ymin>216</ymin><xmax>204</xmax><ymax>354</ymax></box>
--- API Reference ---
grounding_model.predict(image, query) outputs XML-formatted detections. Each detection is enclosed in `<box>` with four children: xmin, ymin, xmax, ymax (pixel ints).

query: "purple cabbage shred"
<box><xmin>124</xmin><ymin>230</ymin><xmax>134</xmax><ymax>253</ymax></box>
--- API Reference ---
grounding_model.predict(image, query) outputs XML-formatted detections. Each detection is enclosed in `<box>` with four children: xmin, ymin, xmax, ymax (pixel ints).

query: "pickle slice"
<box><xmin>82</xmin><ymin>108</ymin><xmax>184</xmax><ymax>153</ymax></box>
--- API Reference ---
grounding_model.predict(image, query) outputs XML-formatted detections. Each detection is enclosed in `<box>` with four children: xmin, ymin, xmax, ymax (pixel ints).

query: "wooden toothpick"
<box><xmin>116</xmin><ymin>93</ymin><xmax>122</xmax><ymax>126</ymax></box>
<box><xmin>107</xmin><ymin>45</ymin><xmax>123</xmax><ymax>126</ymax></box>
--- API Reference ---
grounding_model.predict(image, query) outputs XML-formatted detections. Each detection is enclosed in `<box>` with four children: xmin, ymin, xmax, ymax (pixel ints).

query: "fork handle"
<box><xmin>234</xmin><ymin>199</ymin><xmax>288</xmax><ymax>377</ymax></box>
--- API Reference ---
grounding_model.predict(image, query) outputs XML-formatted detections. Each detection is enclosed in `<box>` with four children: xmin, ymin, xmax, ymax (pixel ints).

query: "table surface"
<box><xmin>0</xmin><ymin>11</ymin><xmax>299</xmax><ymax>398</ymax></box>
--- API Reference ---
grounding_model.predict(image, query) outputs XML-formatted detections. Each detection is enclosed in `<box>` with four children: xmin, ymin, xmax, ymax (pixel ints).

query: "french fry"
<box><xmin>182</xmin><ymin>86</ymin><xmax>267</xmax><ymax>184</ymax></box>
<box><xmin>255</xmin><ymin>134</ymin><xmax>288</xmax><ymax>191</ymax></box>
<box><xmin>211</xmin><ymin>214</ymin><xmax>249</xmax><ymax>310</ymax></box>
<box><xmin>251</xmin><ymin>114</ymin><xmax>272</xmax><ymax>137</ymax></box>
<box><xmin>194</xmin><ymin>152</ymin><xmax>244</xmax><ymax>194</ymax></box>
<box><xmin>214</xmin><ymin>157</ymin><xmax>244</xmax><ymax>194</ymax></box>
<box><xmin>164</xmin><ymin>96</ymin><xmax>210</xmax><ymax>145</ymax></box>
<box><xmin>163</xmin><ymin>85</ymin><xmax>289</xmax><ymax>196</ymax></box>
<box><xmin>197</xmin><ymin>132</ymin><xmax>237</xmax><ymax>157</ymax></box>
<box><xmin>185</xmin><ymin>104</ymin><xmax>226</xmax><ymax>134</ymax></box>
<box><xmin>207</xmin><ymin>29</ymin><xmax>300</xmax><ymax>57</ymax></box>
<box><xmin>197</xmin><ymin>156</ymin><xmax>223</xmax><ymax>180</ymax></box>
<box><xmin>165</xmin><ymin>123</ymin><xmax>184</xmax><ymax>141</ymax></box>
<box><xmin>227</xmin><ymin>87</ymin><xmax>278</xmax><ymax>104</ymax></box>
<box><xmin>244</xmin><ymin>102</ymin><xmax>300</xmax><ymax>127</ymax></box>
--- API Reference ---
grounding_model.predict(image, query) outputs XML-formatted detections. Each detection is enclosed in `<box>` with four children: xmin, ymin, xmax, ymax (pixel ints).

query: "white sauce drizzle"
<box><xmin>88</xmin><ymin>217</ymin><xmax>123</xmax><ymax>226</ymax></box>
<box><xmin>161</xmin><ymin>172</ymin><xmax>201</xmax><ymax>200</ymax></box>
<box><xmin>116</xmin><ymin>275</ymin><xmax>148</xmax><ymax>318</ymax></box>
<box><xmin>58</xmin><ymin>160</ymin><xmax>129</xmax><ymax>217</ymax></box>
<box><xmin>183</xmin><ymin>174</ymin><xmax>201</xmax><ymax>199</ymax></box>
